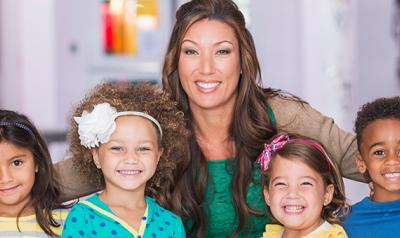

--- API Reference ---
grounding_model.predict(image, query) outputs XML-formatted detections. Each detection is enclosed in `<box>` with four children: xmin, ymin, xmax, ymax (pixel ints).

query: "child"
<box><xmin>259</xmin><ymin>133</ymin><xmax>349</xmax><ymax>238</ymax></box>
<box><xmin>344</xmin><ymin>96</ymin><xmax>400</xmax><ymax>238</ymax></box>
<box><xmin>0</xmin><ymin>110</ymin><xmax>69</xmax><ymax>237</ymax></box>
<box><xmin>61</xmin><ymin>83</ymin><xmax>188</xmax><ymax>238</ymax></box>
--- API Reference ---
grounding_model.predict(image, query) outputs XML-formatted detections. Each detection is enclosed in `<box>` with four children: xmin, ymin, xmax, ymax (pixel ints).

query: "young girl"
<box><xmin>61</xmin><ymin>83</ymin><xmax>188</xmax><ymax>238</ymax></box>
<box><xmin>259</xmin><ymin>133</ymin><xmax>349</xmax><ymax>238</ymax></box>
<box><xmin>0</xmin><ymin>110</ymin><xmax>69</xmax><ymax>237</ymax></box>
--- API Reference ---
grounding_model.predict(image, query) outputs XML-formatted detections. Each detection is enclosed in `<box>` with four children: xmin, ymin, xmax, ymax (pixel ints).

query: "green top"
<box><xmin>202</xmin><ymin>102</ymin><xmax>275</xmax><ymax>237</ymax></box>
<box><xmin>205</xmin><ymin>159</ymin><xmax>271</xmax><ymax>237</ymax></box>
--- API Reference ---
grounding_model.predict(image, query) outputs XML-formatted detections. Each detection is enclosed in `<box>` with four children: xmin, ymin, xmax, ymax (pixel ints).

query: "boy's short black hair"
<box><xmin>354</xmin><ymin>96</ymin><xmax>400</xmax><ymax>149</ymax></box>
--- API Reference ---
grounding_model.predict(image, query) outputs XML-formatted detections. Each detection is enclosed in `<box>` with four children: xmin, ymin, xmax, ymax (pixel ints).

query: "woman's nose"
<box><xmin>199</xmin><ymin>53</ymin><xmax>215</xmax><ymax>75</ymax></box>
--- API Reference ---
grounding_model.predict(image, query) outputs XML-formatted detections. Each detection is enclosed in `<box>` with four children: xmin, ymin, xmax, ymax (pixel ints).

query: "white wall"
<box><xmin>250</xmin><ymin>0</ymin><xmax>399</xmax><ymax>203</ymax></box>
<box><xmin>0</xmin><ymin>0</ymin><xmax>57</xmax><ymax>130</ymax></box>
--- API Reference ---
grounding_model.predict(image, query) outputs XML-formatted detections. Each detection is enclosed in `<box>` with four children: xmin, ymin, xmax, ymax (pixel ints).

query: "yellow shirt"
<box><xmin>0</xmin><ymin>209</ymin><xmax>68</xmax><ymax>238</ymax></box>
<box><xmin>263</xmin><ymin>223</ymin><xmax>348</xmax><ymax>238</ymax></box>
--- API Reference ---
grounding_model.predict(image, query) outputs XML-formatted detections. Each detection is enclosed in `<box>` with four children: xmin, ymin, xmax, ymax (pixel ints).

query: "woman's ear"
<box><xmin>263</xmin><ymin>187</ymin><xmax>271</xmax><ymax>206</ymax></box>
<box><xmin>91</xmin><ymin>149</ymin><xmax>101</xmax><ymax>169</ymax></box>
<box><xmin>355</xmin><ymin>152</ymin><xmax>367</xmax><ymax>174</ymax></box>
<box><xmin>324</xmin><ymin>184</ymin><xmax>334</xmax><ymax>206</ymax></box>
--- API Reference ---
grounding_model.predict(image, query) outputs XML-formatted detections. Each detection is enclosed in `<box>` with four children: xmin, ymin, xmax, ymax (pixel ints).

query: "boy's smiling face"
<box><xmin>356</xmin><ymin>118</ymin><xmax>400</xmax><ymax>202</ymax></box>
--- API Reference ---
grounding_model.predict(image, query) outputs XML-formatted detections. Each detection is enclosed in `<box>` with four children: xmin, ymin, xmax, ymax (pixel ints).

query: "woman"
<box><xmin>161</xmin><ymin>0</ymin><xmax>361</xmax><ymax>237</ymax></box>
<box><xmin>56</xmin><ymin>0</ymin><xmax>362</xmax><ymax>237</ymax></box>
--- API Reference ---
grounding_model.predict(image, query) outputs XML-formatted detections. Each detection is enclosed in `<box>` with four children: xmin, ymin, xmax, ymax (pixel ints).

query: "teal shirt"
<box><xmin>62</xmin><ymin>194</ymin><xmax>185</xmax><ymax>238</ymax></box>
<box><xmin>205</xmin><ymin>160</ymin><xmax>271</xmax><ymax>238</ymax></box>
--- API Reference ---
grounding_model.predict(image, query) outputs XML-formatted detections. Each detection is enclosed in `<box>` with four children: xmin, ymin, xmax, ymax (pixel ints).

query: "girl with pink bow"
<box><xmin>259</xmin><ymin>133</ymin><xmax>349</xmax><ymax>238</ymax></box>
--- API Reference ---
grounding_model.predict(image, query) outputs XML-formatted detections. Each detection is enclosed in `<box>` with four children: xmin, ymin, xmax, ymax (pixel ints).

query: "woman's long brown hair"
<box><xmin>162</xmin><ymin>0</ymin><xmax>278</xmax><ymax>236</ymax></box>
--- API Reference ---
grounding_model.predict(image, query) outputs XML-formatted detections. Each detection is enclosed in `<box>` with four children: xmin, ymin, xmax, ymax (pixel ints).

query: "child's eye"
<box><xmin>216</xmin><ymin>49</ymin><xmax>231</xmax><ymax>55</ymax></box>
<box><xmin>373</xmin><ymin>149</ymin><xmax>385</xmax><ymax>156</ymax></box>
<box><xmin>110</xmin><ymin>146</ymin><xmax>123</xmax><ymax>151</ymax></box>
<box><xmin>11</xmin><ymin>159</ymin><xmax>24</xmax><ymax>167</ymax></box>
<box><xmin>273</xmin><ymin>182</ymin><xmax>287</xmax><ymax>187</ymax></box>
<box><xmin>301</xmin><ymin>181</ymin><xmax>313</xmax><ymax>186</ymax></box>
<box><xmin>138</xmin><ymin>146</ymin><xmax>151</xmax><ymax>152</ymax></box>
<box><xmin>183</xmin><ymin>49</ymin><xmax>198</xmax><ymax>55</ymax></box>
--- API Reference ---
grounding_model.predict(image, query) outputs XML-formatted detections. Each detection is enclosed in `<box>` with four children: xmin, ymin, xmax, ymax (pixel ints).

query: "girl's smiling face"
<box><xmin>0</xmin><ymin>141</ymin><xmax>37</xmax><ymax>216</ymax></box>
<box><xmin>92</xmin><ymin>116</ymin><xmax>162</xmax><ymax>194</ymax></box>
<box><xmin>264</xmin><ymin>156</ymin><xmax>334</xmax><ymax>237</ymax></box>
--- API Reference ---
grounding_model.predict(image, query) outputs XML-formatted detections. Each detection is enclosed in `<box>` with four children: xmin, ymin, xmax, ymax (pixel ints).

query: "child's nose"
<box><xmin>385</xmin><ymin>151</ymin><xmax>400</xmax><ymax>164</ymax></box>
<box><xmin>124</xmin><ymin>153</ymin><xmax>139</xmax><ymax>164</ymax></box>
<box><xmin>286</xmin><ymin>185</ymin><xmax>300</xmax><ymax>197</ymax></box>
<box><xmin>0</xmin><ymin>167</ymin><xmax>13</xmax><ymax>184</ymax></box>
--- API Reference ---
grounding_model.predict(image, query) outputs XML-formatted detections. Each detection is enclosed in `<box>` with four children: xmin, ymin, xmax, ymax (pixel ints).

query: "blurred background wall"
<box><xmin>0</xmin><ymin>0</ymin><xmax>399</xmax><ymax>203</ymax></box>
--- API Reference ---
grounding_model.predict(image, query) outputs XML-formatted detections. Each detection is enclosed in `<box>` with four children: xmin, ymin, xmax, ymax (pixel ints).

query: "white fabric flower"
<box><xmin>74</xmin><ymin>103</ymin><xmax>117</xmax><ymax>148</ymax></box>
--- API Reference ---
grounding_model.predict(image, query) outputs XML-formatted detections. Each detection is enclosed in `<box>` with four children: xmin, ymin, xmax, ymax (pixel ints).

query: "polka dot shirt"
<box><xmin>61</xmin><ymin>194</ymin><xmax>185</xmax><ymax>238</ymax></box>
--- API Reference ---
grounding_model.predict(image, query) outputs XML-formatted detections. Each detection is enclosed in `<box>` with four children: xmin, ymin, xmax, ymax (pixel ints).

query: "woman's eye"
<box><xmin>216</xmin><ymin>49</ymin><xmax>231</xmax><ymax>55</ymax></box>
<box><xmin>183</xmin><ymin>49</ymin><xmax>198</xmax><ymax>55</ymax></box>
<box><xmin>12</xmin><ymin>159</ymin><xmax>24</xmax><ymax>167</ymax></box>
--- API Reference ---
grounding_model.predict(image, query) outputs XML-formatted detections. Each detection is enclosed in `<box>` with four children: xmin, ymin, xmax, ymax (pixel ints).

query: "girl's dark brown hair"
<box><xmin>68</xmin><ymin>83</ymin><xmax>189</xmax><ymax>208</ymax></box>
<box><xmin>162</xmin><ymin>0</ymin><xmax>279</xmax><ymax>236</ymax></box>
<box><xmin>0</xmin><ymin>110</ymin><xmax>68</xmax><ymax>236</ymax></box>
<box><xmin>262</xmin><ymin>134</ymin><xmax>349</xmax><ymax>224</ymax></box>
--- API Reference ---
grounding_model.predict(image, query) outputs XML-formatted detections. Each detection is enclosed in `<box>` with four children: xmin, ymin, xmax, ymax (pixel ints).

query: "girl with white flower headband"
<box><xmin>61</xmin><ymin>83</ymin><xmax>188</xmax><ymax>238</ymax></box>
<box><xmin>260</xmin><ymin>133</ymin><xmax>349</xmax><ymax>238</ymax></box>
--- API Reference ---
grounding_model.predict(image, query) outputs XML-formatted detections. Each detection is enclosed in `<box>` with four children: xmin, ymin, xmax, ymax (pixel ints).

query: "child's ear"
<box><xmin>156</xmin><ymin>148</ymin><xmax>163</xmax><ymax>164</ymax></box>
<box><xmin>323</xmin><ymin>184</ymin><xmax>334</xmax><ymax>206</ymax></box>
<box><xmin>355</xmin><ymin>152</ymin><xmax>367</xmax><ymax>174</ymax></box>
<box><xmin>91</xmin><ymin>149</ymin><xmax>101</xmax><ymax>169</ymax></box>
<box><xmin>263</xmin><ymin>187</ymin><xmax>271</xmax><ymax>206</ymax></box>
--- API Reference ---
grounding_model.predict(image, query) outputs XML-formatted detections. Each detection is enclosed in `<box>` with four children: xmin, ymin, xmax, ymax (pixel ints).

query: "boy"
<box><xmin>344</xmin><ymin>96</ymin><xmax>400</xmax><ymax>238</ymax></box>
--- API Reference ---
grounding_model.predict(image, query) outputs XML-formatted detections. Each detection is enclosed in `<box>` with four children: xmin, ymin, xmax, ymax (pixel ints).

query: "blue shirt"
<box><xmin>344</xmin><ymin>197</ymin><xmax>400</xmax><ymax>238</ymax></box>
<box><xmin>62</xmin><ymin>194</ymin><xmax>185</xmax><ymax>238</ymax></box>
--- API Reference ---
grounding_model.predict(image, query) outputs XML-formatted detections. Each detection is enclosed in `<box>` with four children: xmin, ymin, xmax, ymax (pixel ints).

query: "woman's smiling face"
<box><xmin>178</xmin><ymin>19</ymin><xmax>241</xmax><ymax>111</ymax></box>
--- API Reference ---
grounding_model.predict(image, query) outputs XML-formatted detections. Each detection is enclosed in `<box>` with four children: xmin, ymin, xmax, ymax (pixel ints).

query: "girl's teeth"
<box><xmin>284</xmin><ymin>205</ymin><xmax>304</xmax><ymax>213</ymax></box>
<box><xmin>118</xmin><ymin>170</ymin><xmax>141</xmax><ymax>175</ymax></box>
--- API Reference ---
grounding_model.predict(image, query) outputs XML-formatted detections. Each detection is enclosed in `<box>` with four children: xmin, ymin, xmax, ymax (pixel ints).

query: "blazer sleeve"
<box><xmin>268</xmin><ymin>96</ymin><xmax>364</xmax><ymax>182</ymax></box>
<box><xmin>55</xmin><ymin>158</ymin><xmax>103</xmax><ymax>202</ymax></box>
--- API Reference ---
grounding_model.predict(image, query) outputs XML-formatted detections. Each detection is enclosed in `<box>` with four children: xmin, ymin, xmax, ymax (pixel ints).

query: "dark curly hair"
<box><xmin>0</xmin><ymin>110</ymin><xmax>69</xmax><ymax>237</ymax></box>
<box><xmin>67</xmin><ymin>83</ymin><xmax>189</xmax><ymax>209</ymax></box>
<box><xmin>354</xmin><ymin>96</ymin><xmax>400</xmax><ymax>149</ymax></box>
<box><xmin>262</xmin><ymin>134</ymin><xmax>349</xmax><ymax>225</ymax></box>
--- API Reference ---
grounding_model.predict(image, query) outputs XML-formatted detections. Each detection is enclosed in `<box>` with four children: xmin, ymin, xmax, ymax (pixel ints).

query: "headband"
<box><xmin>256</xmin><ymin>133</ymin><xmax>332</xmax><ymax>171</ymax></box>
<box><xmin>0</xmin><ymin>121</ymin><xmax>35</xmax><ymax>137</ymax></box>
<box><xmin>74</xmin><ymin>103</ymin><xmax>163</xmax><ymax>149</ymax></box>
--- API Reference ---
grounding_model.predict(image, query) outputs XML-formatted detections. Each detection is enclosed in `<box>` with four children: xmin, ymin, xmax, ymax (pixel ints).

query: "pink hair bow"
<box><xmin>256</xmin><ymin>134</ymin><xmax>290</xmax><ymax>170</ymax></box>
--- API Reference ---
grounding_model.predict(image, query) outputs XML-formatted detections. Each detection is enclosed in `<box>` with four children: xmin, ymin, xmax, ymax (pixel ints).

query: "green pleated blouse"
<box><xmin>204</xmin><ymin>160</ymin><xmax>271</xmax><ymax>238</ymax></box>
<box><xmin>203</xmin><ymin>102</ymin><xmax>275</xmax><ymax>237</ymax></box>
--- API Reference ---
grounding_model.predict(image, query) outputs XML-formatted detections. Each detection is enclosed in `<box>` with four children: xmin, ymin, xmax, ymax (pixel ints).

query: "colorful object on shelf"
<box><xmin>101</xmin><ymin>0</ymin><xmax>159</xmax><ymax>55</ymax></box>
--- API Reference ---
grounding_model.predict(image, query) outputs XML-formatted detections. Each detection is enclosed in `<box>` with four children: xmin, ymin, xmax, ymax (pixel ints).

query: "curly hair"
<box><xmin>0</xmin><ymin>110</ymin><xmax>69</xmax><ymax>236</ymax></box>
<box><xmin>162</xmin><ymin>0</ymin><xmax>279</xmax><ymax>236</ymax></box>
<box><xmin>354</xmin><ymin>96</ymin><xmax>400</xmax><ymax>149</ymax></box>
<box><xmin>68</xmin><ymin>83</ymin><xmax>189</xmax><ymax>209</ymax></box>
<box><xmin>262</xmin><ymin>134</ymin><xmax>349</xmax><ymax>225</ymax></box>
